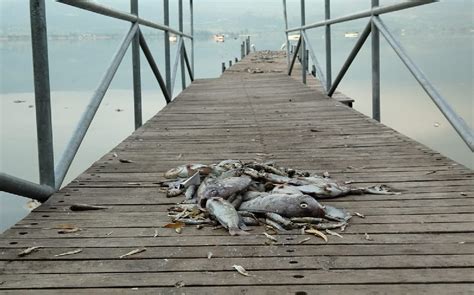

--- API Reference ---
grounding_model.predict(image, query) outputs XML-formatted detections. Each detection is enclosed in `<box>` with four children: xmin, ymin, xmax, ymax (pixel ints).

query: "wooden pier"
<box><xmin>1</xmin><ymin>51</ymin><xmax>473</xmax><ymax>294</ymax></box>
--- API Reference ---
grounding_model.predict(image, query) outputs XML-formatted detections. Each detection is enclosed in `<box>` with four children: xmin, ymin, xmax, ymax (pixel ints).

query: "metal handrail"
<box><xmin>1</xmin><ymin>0</ymin><xmax>195</xmax><ymax>201</ymax></box>
<box><xmin>57</xmin><ymin>0</ymin><xmax>193</xmax><ymax>39</ymax></box>
<box><xmin>286</xmin><ymin>0</ymin><xmax>435</xmax><ymax>33</ymax></box>
<box><xmin>283</xmin><ymin>0</ymin><xmax>473</xmax><ymax>151</ymax></box>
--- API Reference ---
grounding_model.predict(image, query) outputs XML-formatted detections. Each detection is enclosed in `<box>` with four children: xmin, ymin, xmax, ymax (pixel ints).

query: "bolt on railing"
<box><xmin>282</xmin><ymin>0</ymin><xmax>473</xmax><ymax>151</ymax></box>
<box><xmin>1</xmin><ymin>0</ymin><xmax>195</xmax><ymax>201</ymax></box>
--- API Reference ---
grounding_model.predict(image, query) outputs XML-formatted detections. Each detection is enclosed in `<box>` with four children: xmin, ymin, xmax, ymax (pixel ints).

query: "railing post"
<box><xmin>164</xmin><ymin>0</ymin><xmax>171</xmax><ymax>96</ymax></box>
<box><xmin>222</xmin><ymin>62</ymin><xmax>226</xmax><ymax>73</ymax></box>
<box><xmin>179</xmin><ymin>0</ymin><xmax>185</xmax><ymax>91</ymax></box>
<box><xmin>325</xmin><ymin>0</ymin><xmax>332</xmax><ymax>92</ymax></box>
<box><xmin>282</xmin><ymin>0</ymin><xmax>290</xmax><ymax>69</ymax></box>
<box><xmin>30</xmin><ymin>0</ymin><xmax>55</xmax><ymax>188</ymax></box>
<box><xmin>241</xmin><ymin>42</ymin><xmax>245</xmax><ymax>59</ymax></box>
<box><xmin>371</xmin><ymin>0</ymin><xmax>381</xmax><ymax>121</ymax></box>
<box><xmin>190</xmin><ymin>0</ymin><xmax>194</xmax><ymax>74</ymax></box>
<box><xmin>301</xmin><ymin>0</ymin><xmax>306</xmax><ymax>84</ymax></box>
<box><xmin>131</xmin><ymin>0</ymin><xmax>142</xmax><ymax>129</ymax></box>
<box><xmin>229</xmin><ymin>60</ymin><xmax>232</xmax><ymax>67</ymax></box>
<box><xmin>246</xmin><ymin>37</ymin><xmax>250</xmax><ymax>55</ymax></box>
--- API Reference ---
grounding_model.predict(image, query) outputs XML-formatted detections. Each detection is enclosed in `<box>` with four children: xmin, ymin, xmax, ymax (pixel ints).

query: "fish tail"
<box><xmin>229</xmin><ymin>227</ymin><xmax>250</xmax><ymax>236</ymax></box>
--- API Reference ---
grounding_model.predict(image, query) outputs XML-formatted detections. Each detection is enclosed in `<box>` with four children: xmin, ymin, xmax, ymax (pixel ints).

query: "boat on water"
<box><xmin>213</xmin><ymin>34</ymin><xmax>225</xmax><ymax>42</ymax></box>
<box><xmin>344</xmin><ymin>32</ymin><xmax>359</xmax><ymax>38</ymax></box>
<box><xmin>288</xmin><ymin>34</ymin><xmax>300</xmax><ymax>41</ymax></box>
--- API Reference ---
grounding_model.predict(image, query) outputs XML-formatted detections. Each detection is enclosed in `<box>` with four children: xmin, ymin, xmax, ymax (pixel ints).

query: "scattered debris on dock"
<box><xmin>162</xmin><ymin>160</ymin><xmax>399</xmax><ymax>239</ymax></box>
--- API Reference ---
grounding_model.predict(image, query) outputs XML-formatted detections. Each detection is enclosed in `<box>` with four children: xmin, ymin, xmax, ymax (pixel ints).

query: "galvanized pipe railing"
<box><xmin>1</xmin><ymin>0</ymin><xmax>195</xmax><ymax>201</ymax></box>
<box><xmin>283</xmin><ymin>0</ymin><xmax>473</xmax><ymax>151</ymax></box>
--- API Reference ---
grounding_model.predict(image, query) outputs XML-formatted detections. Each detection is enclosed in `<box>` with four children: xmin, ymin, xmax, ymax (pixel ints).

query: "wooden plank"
<box><xmin>1</xmin><ymin>284</ymin><xmax>472</xmax><ymax>295</ymax></box>
<box><xmin>1</xmin><ymin>268</ymin><xmax>472</xmax><ymax>289</ymax></box>
<box><xmin>2</xmin><ymin>255</ymin><xmax>472</xmax><ymax>274</ymax></box>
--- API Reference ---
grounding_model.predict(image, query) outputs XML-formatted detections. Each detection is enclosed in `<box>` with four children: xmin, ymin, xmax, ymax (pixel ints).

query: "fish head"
<box><xmin>294</xmin><ymin>195</ymin><xmax>325</xmax><ymax>217</ymax></box>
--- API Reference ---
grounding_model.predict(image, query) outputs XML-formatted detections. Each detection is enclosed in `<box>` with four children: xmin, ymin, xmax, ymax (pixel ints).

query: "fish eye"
<box><xmin>300</xmin><ymin>202</ymin><xmax>308</xmax><ymax>208</ymax></box>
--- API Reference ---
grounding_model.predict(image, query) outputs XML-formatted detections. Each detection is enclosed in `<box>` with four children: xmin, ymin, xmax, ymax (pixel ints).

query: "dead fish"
<box><xmin>246</xmin><ymin>162</ymin><xmax>286</xmax><ymax>176</ymax></box>
<box><xmin>230</xmin><ymin>194</ymin><xmax>243</xmax><ymax>208</ymax></box>
<box><xmin>167</xmin><ymin>187</ymin><xmax>184</xmax><ymax>198</ymax></box>
<box><xmin>182</xmin><ymin>172</ymin><xmax>201</xmax><ymax>188</ymax></box>
<box><xmin>18</xmin><ymin>246</ymin><xmax>41</xmax><ymax>257</ymax></box>
<box><xmin>217</xmin><ymin>159</ymin><xmax>243</xmax><ymax>170</ymax></box>
<box><xmin>271</xmin><ymin>184</ymin><xmax>302</xmax><ymax>195</ymax></box>
<box><xmin>197</xmin><ymin>176</ymin><xmax>252</xmax><ymax>208</ymax></box>
<box><xmin>323</xmin><ymin>205</ymin><xmax>352</xmax><ymax>222</ymax></box>
<box><xmin>243</xmin><ymin>191</ymin><xmax>266</xmax><ymax>201</ymax></box>
<box><xmin>164</xmin><ymin>163</ymin><xmax>212</xmax><ymax>179</ymax></box>
<box><xmin>363</xmin><ymin>185</ymin><xmax>400</xmax><ymax>195</ymax></box>
<box><xmin>240</xmin><ymin>216</ymin><xmax>260</xmax><ymax>226</ymax></box>
<box><xmin>239</xmin><ymin>193</ymin><xmax>325</xmax><ymax>218</ymax></box>
<box><xmin>206</xmin><ymin>198</ymin><xmax>248</xmax><ymax>236</ymax></box>
<box><xmin>70</xmin><ymin>204</ymin><xmax>108</xmax><ymax>211</ymax></box>
<box><xmin>265</xmin><ymin>212</ymin><xmax>293</xmax><ymax>229</ymax></box>
<box><xmin>232</xmin><ymin>264</ymin><xmax>250</xmax><ymax>276</ymax></box>
<box><xmin>290</xmin><ymin>217</ymin><xmax>324</xmax><ymax>224</ymax></box>
<box><xmin>312</xmin><ymin>221</ymin><xmax>347</xmax><ymax>230</ymax></box>
<box><xmin>264</xmin><ymin>218</ymin><xmax>287</xmax><ymax>231</ymax></box>
<box><xmin>244</xmin><ymin>168</ymin><xmax>303</xmax><ymax>185</ymax></box>
<box><xmin>184</xmin><ymin>184</ymin><xmax>197</xmax><ymax>200</ymax></box>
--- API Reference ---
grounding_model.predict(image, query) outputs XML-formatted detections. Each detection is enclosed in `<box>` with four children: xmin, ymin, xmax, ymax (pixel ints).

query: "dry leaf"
<box><xmin>263</xmin><ymin>232</ymin><xmax>277</xmax><ymax>242</ymax></box>
<box><xmin>163</xmin><ymin>222</ymin><xmax>185</xmax><ymax>229</ymax></box>
<box><xmin>325</xmin><ymin>229</ymin><xmax>343</xmax><ymax>238</ymax></box>
<box><xmin>305</xmin><ymin>228</ymin><xmax>328</xmax><ymax>242</ymax></box>
<box><xmin>364</xmin><ymin>233</ymin><xmax>373</xmax><ymax>241</ymax></box>
<box><xmin>55</xmin><ymin>249</ymin><xmax>82</xmax><ymax>257</ymax></box>
<box><xmin>340</xmin><ymin>223</ymin><xmax>347</xmax><ymax>232</ymax></box>
<box><xmin>298</xmin><ymin>237</ymin><xmax>311</xmax><ymax>244</ymax></box>
<box><xmin>18</xmin><ymin>246</ymin><xmax>41</xmax><ymax>257</ymax></box>
<box><xmin>112</xmin><ymin>152</ymin><xmax>118</xmax><ymax>158</ymax></box>
<box><xmin>354</xmin><ymin>212</ymin><xmax>365</xmax><ymax>218</ymax></box>
<box><xmin>153</xmin><ymin>229</ymin><xmax>159</xmax><ymax>238</ymax></box>
<box><xmin>175</xmin><ymin>227</ymin><xmax>182</xmax><ymax>234</ymax></box>
<box><xmin>207</xmin><ymin>252</ymin><xmax>213</xmax><ymax>259</ymax></box>
<box><xmin>119</xmin><ymin>158</ymin><xmax>134</xmax><ymax>163</ymax></box>
<box><xmin>174</xmin><ymin>281</ymin><xmax>185</xmax><ymax>288</ymax></box>
<box><xmin>70</xmin><ymin>204</ymin><xmax>108</xmax><ymax>211</ymax></box>
<box><xmin>57</xmin><ymin>227</ymin><xmax>81</xmax><ymax>234</ymax></box>
<box><xmin>119</xmin><ymin>248</ymin><xmax>146</xmax><ymax>259</ymax></box>
<box><xmin>56</xmin><ymin>224</ymin><xmax>77</xmax><ymax>230</ymax></box>
<box><xmin>232</xmin><ymin>264</ymin><xmax>250</xmax><ymax>276</ymax></box>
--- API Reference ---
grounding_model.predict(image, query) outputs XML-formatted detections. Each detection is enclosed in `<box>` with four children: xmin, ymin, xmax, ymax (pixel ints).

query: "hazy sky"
<box><xmin>1</xmin><ymin>0</ymin><xmax>472</xmax><ymax>34</ymax></box>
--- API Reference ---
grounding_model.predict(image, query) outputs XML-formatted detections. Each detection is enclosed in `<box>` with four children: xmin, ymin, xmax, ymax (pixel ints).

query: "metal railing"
<box><xmin>282</xmin><ymin>0</ymin><xmax>473</xmax><ymax>151</ymax></box>
<box><xmin>0</xmin><ymin>0</ymin><xmax>195</xmax><ymax>201</ymax></box>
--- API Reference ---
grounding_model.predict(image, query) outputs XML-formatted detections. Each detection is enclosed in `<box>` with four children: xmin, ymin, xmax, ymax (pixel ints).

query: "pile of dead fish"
<box><xmin>161</xmin><ymin>160</ymin><xmax>398</xmax><ymax>236</ymax></box>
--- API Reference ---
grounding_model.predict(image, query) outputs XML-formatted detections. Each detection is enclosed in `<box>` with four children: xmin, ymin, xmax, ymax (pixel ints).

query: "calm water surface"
<box><xmin>1</xmin><ymin>5</ymin><xmax>473</xmax><ymax>233</ymax></box>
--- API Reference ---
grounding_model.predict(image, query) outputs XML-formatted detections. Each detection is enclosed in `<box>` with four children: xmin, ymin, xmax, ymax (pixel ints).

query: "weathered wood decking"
<box><xmin>1</xmin><ymin>51</ymin><xmax>473</xmax><ymax>294</ymax></box>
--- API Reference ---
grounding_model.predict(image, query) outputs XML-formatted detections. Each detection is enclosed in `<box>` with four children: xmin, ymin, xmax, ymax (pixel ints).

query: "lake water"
<box><xmin>1</xmin><ymin>3</ymin><xmax>473</xmax><ymax>233</ymax></box>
